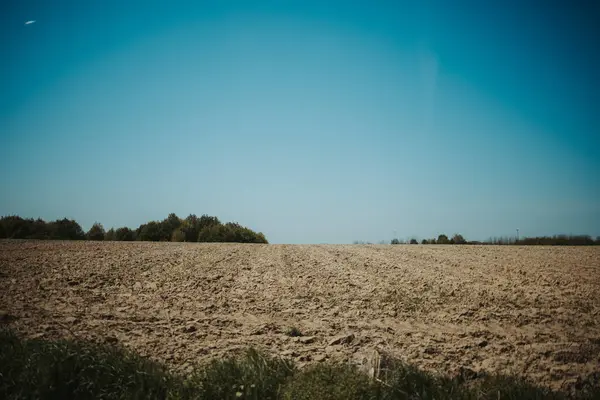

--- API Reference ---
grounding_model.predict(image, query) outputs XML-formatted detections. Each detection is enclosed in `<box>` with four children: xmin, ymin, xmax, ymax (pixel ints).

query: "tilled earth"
<box><xmin>1</xmin><ymin>240</ymin><xmax>599</xmax><ymax>393</ymax></box>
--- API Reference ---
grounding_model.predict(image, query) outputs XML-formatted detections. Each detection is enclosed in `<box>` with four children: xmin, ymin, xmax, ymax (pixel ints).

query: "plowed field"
<box><xmin>1</xmin><ymin>241</ymin><xmax>599</xmax><ymax>392</ymax></box>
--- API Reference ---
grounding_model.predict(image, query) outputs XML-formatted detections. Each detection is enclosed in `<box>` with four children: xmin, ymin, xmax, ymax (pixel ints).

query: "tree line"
<box><xmin>0</xmin><ymin>213</ymin><xmax>268</xmax><ymax>244</ymax></box>
<box><xmin>388</xmin><ymin>233</ymin><xmax>600</xmax><ymax>246</ymax></box>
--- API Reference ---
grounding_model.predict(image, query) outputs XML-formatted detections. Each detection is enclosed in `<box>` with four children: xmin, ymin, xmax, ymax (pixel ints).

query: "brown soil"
<box><xmin>1</xmin><ymin>240</ymin><xmax>599</xmax><ymax>393</ymax></box>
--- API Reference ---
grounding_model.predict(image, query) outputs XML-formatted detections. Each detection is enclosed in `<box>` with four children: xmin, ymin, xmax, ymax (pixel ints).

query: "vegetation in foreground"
<box><xmin>0</xmin><ymin>213</ymin><xmax>268</xmax><ymax>244</ymax></box>
<box><xmin>2</xmin><ymin>329</ymin><xmax>596</xmax><ymax>400</ymax></box>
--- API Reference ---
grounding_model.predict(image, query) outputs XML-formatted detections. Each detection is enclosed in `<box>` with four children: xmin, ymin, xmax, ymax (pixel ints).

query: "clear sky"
<box><xmin>1</xmin><ymin>0</ymin><xmax>599</xmax><ymax>244</ymax></box>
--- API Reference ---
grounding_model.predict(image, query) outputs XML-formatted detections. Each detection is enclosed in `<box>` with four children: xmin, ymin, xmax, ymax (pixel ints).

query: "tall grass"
<box><xmin>1</xmin><ymin>329</ymin><xmax>596</xmax><ymax>399</ymax></box>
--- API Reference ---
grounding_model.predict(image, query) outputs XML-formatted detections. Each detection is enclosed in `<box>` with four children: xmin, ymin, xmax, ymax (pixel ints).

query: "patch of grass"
<box><xmin>183</xmin><ymin>348</ymin><xmax>295</xmax><ymax>399</ymax></box>
<box><xmin>0</xmin><ymin>328</ymin><xmax>177</xmax><ymax>399</ymax></box>
<box><xmin>285</xmin><ymin>326</ymin><xmax>302</xmax><ymax>337</ymax></box>
<box><xmin>282</xmin><ymin>362</ymin><xmax>375</xmax><ymax>400</ymax></box>
<box><xmin>2</xmin><ymin>328</ymin><xmax>596</xmax><ymax>400</ymax></box>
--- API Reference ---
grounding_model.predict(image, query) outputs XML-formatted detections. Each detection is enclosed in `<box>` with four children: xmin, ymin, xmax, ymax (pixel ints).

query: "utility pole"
<box><xmin>516</xmin><ymin>229</ymin><xmax>519</xmax><ymax>242</ymax></box>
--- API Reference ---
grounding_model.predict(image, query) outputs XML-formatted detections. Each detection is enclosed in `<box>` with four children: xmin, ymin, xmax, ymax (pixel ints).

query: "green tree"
<box><xmin>1</xmin><ymin>216</ymin><xmax>31</xmax><ymax>238</ymax></box>
<box><xmin>171</xmin><ymin>228</ymin><xmax>185</xmax><ymax>242</ymax></box>
<box><xmin>49</xmin><ymin>218</ymin><xmax>85</xmax><ymax>240</ymax></box>
<box><xmin>162</xmin><ymin>213</ymin><xmax>181</xmax><ymax>236</ymax></box>
<box><xmin>105</xmin><ymin>228</ymin><xmax>115</xmax><ymax>241</ymax></box>
<box><xmin>136</xmin><ymin>222</ymin><xmax>165</xmax><ymax>242</ymax></box>
<box><xmin>409</xmin><ymin>238</ymin><xmax>418</xmax><ymax>244</ymax></box>
<box><xmin>198</xmin><ymin>214</ymin><xmax>220</xmax><ymax>231</ymax></box>
<box><xmin>437</xmin><ymin>234</ymin><xmax>450</xmax><ymax>244</ymax></box>
<box><xmin>181</xmin><ymin>214</ymin><xmax>201</xmax><ymax>242</ymax></box>
<box><xmin>255</xmin><ymin>232</ymin><xmax>268</xmax><ymax>244</ymax></box>
<box><xmin>30</xmin><ymin>218</ymin><xmax>50</xmax><ymax>239</ymax></box>
<box><xmin>87</xmin><ymin>223</ymin><xmax>105</xmax><ymax>241</ymax></box>
<box><xmin>452</xmin><ymin>233</ymin><xmax>466</xmax><ymax>244</ymax></box>
<box><xmin>115</xmin><ymin>227</ymin><xmax>134</xmax><ymax>241</ymax></box>
<box><xmin>391</xmin><ymin>238</ymin><xmax>401</xmax><ymax>245</ymax></box>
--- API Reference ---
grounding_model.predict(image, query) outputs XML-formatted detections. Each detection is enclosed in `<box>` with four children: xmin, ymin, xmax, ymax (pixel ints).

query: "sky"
<box><xmin>1</xmin><ymin>0</ymin><xmax>599</xmax><ymax>244</ymax></box>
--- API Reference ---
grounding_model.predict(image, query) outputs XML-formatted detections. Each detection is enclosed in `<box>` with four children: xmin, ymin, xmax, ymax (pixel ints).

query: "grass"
<box><xmin>1</xmin><ymin>328</ymin><xmax>597</xmax><ymax>400</ymax></box>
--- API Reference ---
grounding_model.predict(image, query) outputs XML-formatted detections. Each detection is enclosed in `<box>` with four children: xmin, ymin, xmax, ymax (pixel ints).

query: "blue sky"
<box><xmin>1</xmin><ymin>0</ymin><xmax>599</xmax><ymax>243</ymax></box>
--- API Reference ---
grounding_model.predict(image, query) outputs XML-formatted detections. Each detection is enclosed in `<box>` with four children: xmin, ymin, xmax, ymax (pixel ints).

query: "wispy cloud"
<box><xmin>24</xmin><ymin>20</ymin><xmax>36</xmax><ymax>25</ymax></box>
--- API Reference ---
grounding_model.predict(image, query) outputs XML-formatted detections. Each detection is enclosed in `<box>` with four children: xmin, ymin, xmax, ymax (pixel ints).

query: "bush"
<box><xmin>86</xmin><ymin>222</ymin><xmax>105</xmax><ymax>241</ymax></box>
<box><xmin>391</xmin><ymin>238</ymin><xmax>401</xmax><ymax>245</ymax></box>
<box><xmin>410</xmin><ymin>238</ymin><xmax>418</xmax><ymax>244</ymax></box>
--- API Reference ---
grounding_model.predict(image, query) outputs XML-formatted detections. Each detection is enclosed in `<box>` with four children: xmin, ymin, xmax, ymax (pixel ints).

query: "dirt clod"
<box><xmin>329</xmin><ymin>333</ymin><xmax>355</xmax><ymax>346</ymax></box>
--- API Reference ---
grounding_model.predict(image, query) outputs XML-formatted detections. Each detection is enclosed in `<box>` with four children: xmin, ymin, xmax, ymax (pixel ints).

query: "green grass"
<box><xmin>1</xmin><ymin>328</ymin><xmax>596</xmax><ymax>400</ymax></box>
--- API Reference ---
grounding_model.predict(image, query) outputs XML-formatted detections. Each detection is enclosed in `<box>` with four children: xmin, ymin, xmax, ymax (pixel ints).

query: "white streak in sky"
<box><xmin>25</xmin><ymin>20</ymin><xmax>36</xmax><ymax>25</ymax></box>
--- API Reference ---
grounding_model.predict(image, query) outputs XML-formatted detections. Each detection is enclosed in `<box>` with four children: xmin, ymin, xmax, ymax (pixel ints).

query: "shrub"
<box><xmin>86</xmin><ymin>222</ymin><xmax>105</xmax><ymax>241</ymax></box>
<box><xmin>410</xmin><ymin>238</ymin><xmax>418</xmax><ymax>244</ymax></box>
<box><xmin>391</xmin><ymin>238</ymin><xmax>401</xmax><ymax>245</ymax></box>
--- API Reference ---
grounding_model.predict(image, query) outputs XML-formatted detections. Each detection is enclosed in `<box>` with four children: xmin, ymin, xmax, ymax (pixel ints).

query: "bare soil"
<box><xmin>1</xmin><ymin>240</ymin><xmax>599</xmax><ymax>393</ymax></box>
